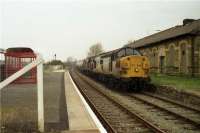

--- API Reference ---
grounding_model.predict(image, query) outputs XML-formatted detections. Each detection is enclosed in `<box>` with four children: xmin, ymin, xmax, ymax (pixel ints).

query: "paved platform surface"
<box><xmin>64</xmin><ymin>71</ymin><xmax>100</xmax><ymax>133</ymax></box>
<box><xmin>1</xmin><ymin>70</ymin><xmax>101</xmax><ymax>133</ymax></box>
<box><xmin>1</xmin><ymin>72</ymin><xmax>68</xmax><ymax>132</ymax></box>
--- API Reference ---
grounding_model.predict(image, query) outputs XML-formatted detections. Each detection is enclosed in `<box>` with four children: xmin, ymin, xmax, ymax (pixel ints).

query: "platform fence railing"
<box><xmin>0</xmin><ymin>53</ymin><xmax>44</xmax><ymax>132</ymax></box>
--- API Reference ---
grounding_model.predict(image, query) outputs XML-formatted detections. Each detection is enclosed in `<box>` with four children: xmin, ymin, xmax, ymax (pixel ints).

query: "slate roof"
<box><xmin>125</xmin><ymin>19</ymin><xmax>200</xmax><ymax>48</ymax></box>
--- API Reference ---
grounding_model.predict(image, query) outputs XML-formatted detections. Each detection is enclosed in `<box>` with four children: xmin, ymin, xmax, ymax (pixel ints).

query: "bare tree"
<box><xmin>87</xmin><ymin>43</ymin><xmax>104</xmax><ymax>57</ymax></box>
<box><xmin>65</xmin><ymin>56</ymin><xmax>77</xmax><ymax>67</ymax></box>
<box><xmin>66</xmin><ymin>56</ymin><xmax>73</xmax><ymax>64</ymax></box>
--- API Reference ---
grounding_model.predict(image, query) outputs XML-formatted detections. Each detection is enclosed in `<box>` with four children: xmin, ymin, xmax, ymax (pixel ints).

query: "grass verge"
<box><xmin>150</xmin><ymin>73</ymin><xmax>200</xmax><ymax>91</ymax></box>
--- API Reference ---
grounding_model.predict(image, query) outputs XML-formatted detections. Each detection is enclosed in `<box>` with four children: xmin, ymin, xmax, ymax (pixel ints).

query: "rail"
<box><xmin>71</xmin><ymin>70</ymin><xmax>166</xmax><ymax>133</ymax></box>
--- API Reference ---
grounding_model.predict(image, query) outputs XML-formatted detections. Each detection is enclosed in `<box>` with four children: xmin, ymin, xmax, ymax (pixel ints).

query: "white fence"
<box><xmin>0</xmin><ymin>54</ymin><xmax>45</xmax><ymax>132</ymax></box>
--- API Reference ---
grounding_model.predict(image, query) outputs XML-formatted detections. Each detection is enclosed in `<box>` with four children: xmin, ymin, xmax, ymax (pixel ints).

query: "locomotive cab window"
<box><xmin>133</xmin><ymin>49</ymin><xmax>141</xmax><ymax>55</ymax></box>
<box><xmin>117</xmin><ymin>49</ymin><xmax>125</xmax><ymax>58</ymax></box>
<box><xmin>125</xmin><ymin>48</ymin><xmax>133</xmax><ymax>56</ymax></box>
<box><xmin>124</xmin><ymin>47</ymin><xmax>141</xmax><ymax>56</ymax></box>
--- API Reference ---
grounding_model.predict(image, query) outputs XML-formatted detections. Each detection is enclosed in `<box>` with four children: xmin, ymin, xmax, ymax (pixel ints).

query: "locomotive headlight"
<box><xmin>121</xmin><ymin>61</ymin><xmax>129</xmax><ymax>69</ymax></box>
<box><xmin>123</xmin><ymin>63</ymin><xmax>129</xmax><ymax>68</ymax></box>
<box><xmin>137</xmin><ymin>63</ymin><xmax>142</xmax><ymax>67</ymax></box>
<box><xmin>124</xmin><ymin>62</ymin><xmax>128</xmax><ymax>67</ymax></box>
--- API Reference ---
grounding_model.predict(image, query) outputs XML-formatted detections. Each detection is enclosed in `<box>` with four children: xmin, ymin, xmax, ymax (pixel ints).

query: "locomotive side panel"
<box><xmin>102</xmin><ymin>57</ymin><xmax>111</xmax><ymax>74</ymax></box>
<box><xmin>111</xmin><ymin>59</ymin><xmax>120</xmax><ymax>78</ymax></box>
<box><xmin>94</xmin><ymin>56</ymin><xmax>101</xmax><ymax>73</ymax></box>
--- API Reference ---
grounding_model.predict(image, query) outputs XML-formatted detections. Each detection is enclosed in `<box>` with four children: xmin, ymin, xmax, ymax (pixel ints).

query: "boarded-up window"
<box><xmin>166</xmin><ymin>44</ymin><xmax>178</xmax><ymax>73</ymax></box>
<box><xmin>167</xmin><ymin>45</ymin><xmax>176</xmax><ymax>67</ymax></box>
<box><xmin>152</xmin><ymin>48</ymin><xmax>158</xmax><ymax>68</ymax></box>
<box><xmin>180</xmin><ymin>43</ymin><xmax>187</xmax><ymax>73</ymax></box>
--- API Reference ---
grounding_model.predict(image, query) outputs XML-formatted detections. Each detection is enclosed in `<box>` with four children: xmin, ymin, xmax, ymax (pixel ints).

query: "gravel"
<box><xmin>77</xmin><ymin>71</ymin><xmax>200</xmax><ymax>133</ymax></box>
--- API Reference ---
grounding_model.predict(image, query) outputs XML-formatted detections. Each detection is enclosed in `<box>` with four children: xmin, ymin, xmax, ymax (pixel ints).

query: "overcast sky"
<box><xmin>1</xmin><ymin>0</ymin><xmax>200</xmax><ymax>61</ymax></box>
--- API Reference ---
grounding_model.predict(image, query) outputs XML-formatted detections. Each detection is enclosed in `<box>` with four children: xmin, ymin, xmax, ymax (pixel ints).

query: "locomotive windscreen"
<box><xmin>125</xmin><ymin>48</ymin><xmax>141</xmax><ymax>56</ymax></box>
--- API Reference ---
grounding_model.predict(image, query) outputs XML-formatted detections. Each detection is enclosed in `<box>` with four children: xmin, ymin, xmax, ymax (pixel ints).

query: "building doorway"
<box><xmin>180</xmin><ymin>43</ymin><xmax>187</xmax><ymax>74</ymax></box>
<box><xmin>160</xmin><ymin>56</ymin><xmax>165</xmax><ymax>73</ymax></box>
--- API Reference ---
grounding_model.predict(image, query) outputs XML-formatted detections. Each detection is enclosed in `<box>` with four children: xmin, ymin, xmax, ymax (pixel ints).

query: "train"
<box><xmin>77</xmin><ymin>46</ymin><xmax>151</xmax><ymax>91</ymax></box>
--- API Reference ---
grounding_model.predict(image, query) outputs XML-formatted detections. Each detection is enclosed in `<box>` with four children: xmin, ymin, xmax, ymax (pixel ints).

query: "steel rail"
<box><xmin>129</xmin><ymin>94</ymin><xmax>200</xmax><ymax>129</ymax></box>
<box><xmin>142</xmin><ymin>92</ymin><xmax>200</xmax><ymax>113</ymax></box>
<box><xmin>72</xmin><ymin>70</ymin><xmax>167</xmax><ymax>133</ymax></box>
<box><xmin>70</xmin><ymin>71</ymin><xmax>117</xmax><ymax>133</ymax></box>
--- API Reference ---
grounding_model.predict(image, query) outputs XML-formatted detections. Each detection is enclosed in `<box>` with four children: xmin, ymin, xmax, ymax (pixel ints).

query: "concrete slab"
<box><xmin>64</xmin><ymin>71</ymin><xmax>100</xmax><ymax>132</ymax></box>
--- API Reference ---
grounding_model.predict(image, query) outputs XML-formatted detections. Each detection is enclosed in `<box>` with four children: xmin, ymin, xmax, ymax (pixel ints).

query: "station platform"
<box><xmin>1</xmin><ymin>70</ymin><xmax>104</xmax><ymax>133</ymax></box>
<box><xmin>1</xmin><ymin>72</ymin><xmax>68</xmax><ymax>132</ymax></box>
<box><xmin>63</xmin><ymin>70</ymin><xmax>103</xmax><ymax>133</ymax></box>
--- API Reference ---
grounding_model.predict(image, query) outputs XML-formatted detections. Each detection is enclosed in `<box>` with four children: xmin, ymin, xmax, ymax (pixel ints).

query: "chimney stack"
<box><xmin>183</xmin><ymin>19</ymin><xmax>196</xmax><ymax>26</ymax></box>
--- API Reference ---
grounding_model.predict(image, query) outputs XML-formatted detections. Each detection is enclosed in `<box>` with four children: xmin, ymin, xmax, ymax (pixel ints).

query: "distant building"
<box><xmin>44</xmin><ymin>60</ymin><xmax>64</xmax><ymax>71</ymax></box>
<box><xmin>125</xmin><ymin>19</ymin><xmax>200</xmax><ymax>76</ymax></box>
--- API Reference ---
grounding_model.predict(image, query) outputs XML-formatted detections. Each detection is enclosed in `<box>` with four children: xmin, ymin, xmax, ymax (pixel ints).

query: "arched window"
<box><xmin>180</xmin><ymin>42</ymin><xmax>187</xmax><ymax>73</ymax></box>
<box><xmin>167</xmin><ymin>45</ymin><xmax>176</xmax><ymax>67</ymax></box>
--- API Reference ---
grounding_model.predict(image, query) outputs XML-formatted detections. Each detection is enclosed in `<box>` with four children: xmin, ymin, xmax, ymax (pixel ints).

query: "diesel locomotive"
<box><xmin>78</xmin><ymin>47</ymin><xmax>150</xmax><ymax>90</ymax></box>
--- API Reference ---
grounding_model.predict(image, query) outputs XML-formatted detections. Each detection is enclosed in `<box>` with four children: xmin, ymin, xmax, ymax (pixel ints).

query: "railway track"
<box><xmin>139</xmin><ymin>92</ymin><xmax>200</xmax><ymax>123</ymax></box>
<box><xmin>142</xmin><ymin>92</ymin><xmax>200</xmax><ymax>113</ymax></box>
<box><xmin>70</xmin><ymin>70</ymin><xmax>166</xmax><ymax>133</ymax></box>
<box><xmin>70</xmin><ymin>70</ymin><xmax>200</xmax><ymax>132</ymax></box>
<box><xmin>126</xmin><ymin>93</ymin><xmax>200</xmax><ymax>132</ymax></box>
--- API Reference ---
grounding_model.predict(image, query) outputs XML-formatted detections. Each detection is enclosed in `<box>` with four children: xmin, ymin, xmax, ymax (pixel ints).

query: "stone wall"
<box><xmin>138</xmin><ymin>35</ymin><xmax>200</xmax><ymax>76</ymax></box>
<box><xmin>194</xmin><ymin>35</ymin><xmax>200</xmax><ymax>76</ymax></box>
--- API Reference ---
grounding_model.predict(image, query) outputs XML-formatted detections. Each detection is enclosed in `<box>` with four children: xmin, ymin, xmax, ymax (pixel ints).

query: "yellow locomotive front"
<box><xmin>112</xmin><ymin>47</ymin><xmax>150</xmax><ymax>84</ymax></box>
<box><xmin>114</xmin><ymin>48</ymin><xmax>151</xmax><ymax>89</ymax></box>
<box><xmin>119</xmin><ymin>55</ymin><xmax>150</xmax><ymax>78</ymax></box>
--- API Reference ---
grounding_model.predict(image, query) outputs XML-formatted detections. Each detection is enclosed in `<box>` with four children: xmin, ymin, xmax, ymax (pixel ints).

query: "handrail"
<box><xmin>0</xmin><ymin>54</ymin><xmax>45</xmax><ymax>132</ymax></box>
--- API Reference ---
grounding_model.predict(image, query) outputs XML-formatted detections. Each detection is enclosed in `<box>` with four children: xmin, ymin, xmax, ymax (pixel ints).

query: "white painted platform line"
<box><xmin>68</xmin><ymin>72</ymin><xmax>107</xmax><ymax>133</ymax></box>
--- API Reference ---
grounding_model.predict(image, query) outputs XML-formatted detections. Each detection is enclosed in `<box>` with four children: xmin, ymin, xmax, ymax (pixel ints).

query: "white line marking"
<box><xmin>68</xmin><ymin>71</ymin><xmax>107</xmax><ymax>133</ymax></box>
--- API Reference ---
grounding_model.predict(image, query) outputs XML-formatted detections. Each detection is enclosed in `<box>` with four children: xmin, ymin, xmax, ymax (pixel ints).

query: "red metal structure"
<box><xmin>4</xmin><ymin>47</ymin><xmax>37</xmax><ymax>83</ymax></box>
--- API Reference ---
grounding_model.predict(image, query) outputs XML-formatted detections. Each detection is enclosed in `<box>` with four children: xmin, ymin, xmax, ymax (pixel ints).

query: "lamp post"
<box><xmin>54</xmin><ymin>54</ymin><xmax>56</xmax><ymax>60</ymax></box>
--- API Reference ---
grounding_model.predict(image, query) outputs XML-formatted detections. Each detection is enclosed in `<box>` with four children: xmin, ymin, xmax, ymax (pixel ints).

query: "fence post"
<box><xmin>37</xmin><ymin>61</ymin><xmax>44</xmax><ymax>132</ymax></box>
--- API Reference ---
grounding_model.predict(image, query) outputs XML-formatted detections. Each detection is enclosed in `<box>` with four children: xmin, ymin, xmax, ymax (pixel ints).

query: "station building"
<box><xmin>125</xmin><ymin>19</ymin><xmax>200</xmax><ymax>76</ymax></box>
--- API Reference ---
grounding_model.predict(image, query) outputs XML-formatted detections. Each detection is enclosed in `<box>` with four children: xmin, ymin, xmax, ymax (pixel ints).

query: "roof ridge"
<box><xmin>126</xmin><ymin>19</ymin><xmax>200</xmax><ymax>48</ymax></box>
